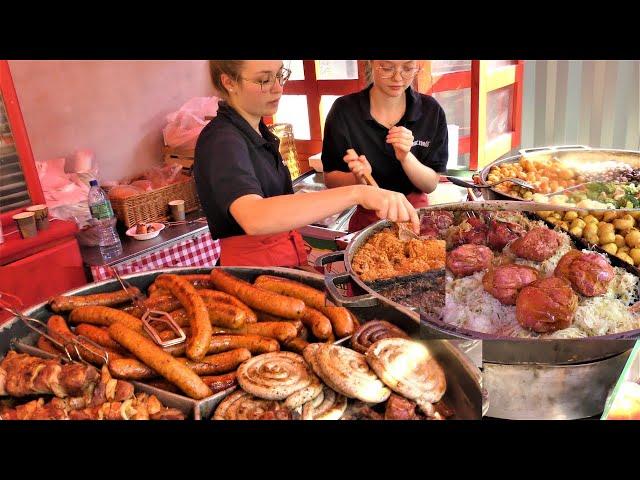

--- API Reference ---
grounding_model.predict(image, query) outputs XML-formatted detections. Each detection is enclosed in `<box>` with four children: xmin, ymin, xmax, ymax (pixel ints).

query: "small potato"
<box><xmin>557</xmin><ymin>221</ymin><xmax>569</xmax><ymax>230</ymax></box>
<box><xmin>591</xmin><ymin>211</ymin><xmax>605</xmax><ymax>220</ymax></box>
<box><xmin>599</xmin><ymin>231</ymin><xmax>616</xmax><ymax>245</ymax></box>
<box><xmin>618</xmin><ymin>246</ymin><xmax>630</xmax><ymax>255</ymax></box>
<box><xmin>603</xmin><ymin>211</ymin><xmax>619</xmax><ymax>223</ymax></box>
<box><xmin>630</xmin><ymin>211</ymin><xmax>640</xmax><ymax>220</ymax></box>
<box><xmin>626</xmin><ymin>230</ymin><xmax>640</xmax><ymax>248</ymax></box>
<box><xmin>629</xmin><ymin>248</ymin><xmax>640</xmax><ymax>265</ymax></box>
<box><xmin>564</xmin><ymin>211</ymin><xmax>579</xmax><ymax>221</ymax></box>
<box><xmin>546</xmin><ymin>217</ymin><xmax>559</xmax><ymax>225</ymax></box>
<box><xmin>551</xmin><ymin>212</ymin><xmax>562</xmax><ymax>219</ymax></box>
<box><xmin>537</xmin><ymin>210</ymin><xmax>552</xmax><ymax>219</ymax></box>
<box><xmin>598</xmin><ymin>221</ymin><xmax>614</xmax><ymax>231</ymax></box>
<box><xmin>583</xmin><ymin>223</ymin><xmax>598</xmax><ymax>237</ymax></box>
<box><xmin>569</xmin><ymin>227</ymin><xmax>583</xmax><ymax>237</ymax></box>
<box><xmin>583</xmin><ymin>215</ymin><xmax>598</xmax><ymax>224</ymax></box>
<box><xmin>615</xmin><ymin>234</ymin><xmax>626</xmax><ymax>248</ymax></box>
<box><xmin>614</xmin><ymin>218</ymin><xmax>635</xmax><ymax>231</ymax></box>
<box><xmin>585</xmin><ymin>233</ymin><xmax>600</xmax><ymax>245</ymax></box>
<box><xmin>523</xmin><ymin>191</ymin><xmax>534</xmax><ymax>200</ymax></box>
<box><xmin>617</xmin><ymin>252</ymin><xmax>634</xmax><ymax>265</ymax></box>
<box><xmin>570</xmin><ymin>218</ymin><xmax>587</xmax><ymax>230</ymax></box>
<box><xmin>601</xmin><ymin>243</ymin><xmax>618</xmax><ymax>255</ymax></box>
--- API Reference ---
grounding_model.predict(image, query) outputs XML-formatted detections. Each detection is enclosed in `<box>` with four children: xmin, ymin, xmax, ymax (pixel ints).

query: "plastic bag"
<box><xmin>142</xmin><ymin>164</ymin><xmax>185</xmax><ymax>189</ymax></box>
<box><xmin>162</xmin><ymin>96</ymin><xmax>219</xmax><ymax>150</ymax></box>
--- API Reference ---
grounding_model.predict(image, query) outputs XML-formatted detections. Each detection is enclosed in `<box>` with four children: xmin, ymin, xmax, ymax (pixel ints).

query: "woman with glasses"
<box><xmin>194</xmin><ymin>60</ymin><xmax>419</xmax><ymax>267</ymax></box>
<box><xmin>322</xmin><ymin>60</ymin><xmax>449</xmax><ymax>233</ymax></box>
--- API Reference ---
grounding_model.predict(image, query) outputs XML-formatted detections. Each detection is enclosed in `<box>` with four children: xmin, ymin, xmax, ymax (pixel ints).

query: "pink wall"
<box><xmin>8</xmin><ymin>60</ymin><xmax>213</xmax><ymax>181</ymax></box>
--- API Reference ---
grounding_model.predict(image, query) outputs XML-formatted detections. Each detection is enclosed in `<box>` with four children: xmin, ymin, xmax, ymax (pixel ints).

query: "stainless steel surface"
<box><xmin>79</xmin><ymin>210</ymin><xmax>210</xmax><ymax>267</ymax></box>
<box><xmin>0</xmin><ymin>266</ymin><xmax>482</xmax><ymax>420</ymax></box>
<box><xmin>484</xmin><ymin>349</ymin><xmax>631</xmax><ymax>420</ymax></box>
<box><xmin>478</xmin><ymin>146</ymin><xmax>640</xmax><ymax>205</ymax></box>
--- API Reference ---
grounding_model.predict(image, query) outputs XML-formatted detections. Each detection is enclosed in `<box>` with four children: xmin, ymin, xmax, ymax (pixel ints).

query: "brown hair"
<box><xmin>208</xmin><ymin>61</ymin><xmax>245</xmax><ymax>98</ymax></box>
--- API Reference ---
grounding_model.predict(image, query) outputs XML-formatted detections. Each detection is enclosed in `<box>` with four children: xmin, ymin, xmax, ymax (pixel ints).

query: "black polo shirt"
<box><xmin>193</xmin><ymin>102</ymin><xmax>293</xmax><ymax>239</ymax></box>
<box><xmin>321</xmin><ymin>84</ymin><xmax>448</xmax><ymax>195</ymax></box>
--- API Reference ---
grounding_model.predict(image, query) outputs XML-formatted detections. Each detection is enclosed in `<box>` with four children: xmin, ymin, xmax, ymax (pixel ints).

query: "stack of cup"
<box><xmin>168</xmin><ymin>199</ymin><xmax>185</xmax><ymax>221</ymax></box>
<box><xmin>26</xmin><ymin>204</ymin><xmax>49</xmax><ymax>230</ymax></box>
<box><xmin>12</xmin><ymin>212</ymin><xmax>37</xmax><ymax>239</ymax></box>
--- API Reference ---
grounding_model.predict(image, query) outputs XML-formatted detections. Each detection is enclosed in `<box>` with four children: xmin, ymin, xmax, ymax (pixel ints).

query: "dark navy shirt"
<box><xmin>194</xmin><ymin>102</ymin><xmax>293</xmax><ymax>239</ymax></box>
<box><xmin>321</xmin><ymin>84</ymin><xmax>448</xmax><ymax>194</ymax></box>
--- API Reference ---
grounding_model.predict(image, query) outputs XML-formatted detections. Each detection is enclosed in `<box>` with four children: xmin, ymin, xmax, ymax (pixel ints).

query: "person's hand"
<box><xmin>386</xmin><ymin>126</ymin><xmax>414</xmax><ymax>162</ymax></box>
<box><xmin>356</xmin><ymin>185</ymin><xmax>419</xmax><ymax>233</ymax></box>
<box><xmin>344</xmin><ymin>148</ymin><xmax>372</xmax><ymax>183</ymax></box>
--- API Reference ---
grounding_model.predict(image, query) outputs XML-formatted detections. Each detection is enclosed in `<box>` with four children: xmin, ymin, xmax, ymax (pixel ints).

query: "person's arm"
<box><xmin>230</xmin><ymin>184</ymin><xmax>419</xmax><ymax>235</ymax></box>
<box><xmin>386</xmin><ymin>127</ymin><xmax>440</xmax><ymax>193</ymax></box>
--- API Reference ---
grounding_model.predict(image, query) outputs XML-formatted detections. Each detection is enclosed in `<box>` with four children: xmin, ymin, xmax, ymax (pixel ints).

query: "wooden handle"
<box><xmin>361</xmin><ymin>171</ymin><xmax>378</xmax><ymax>188</ymax></box>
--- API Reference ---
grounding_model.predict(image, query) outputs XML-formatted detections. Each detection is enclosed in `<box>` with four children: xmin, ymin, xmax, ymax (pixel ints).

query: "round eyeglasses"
<box><xmin>376</xmin><ymin>65</ymin><xmax>421</xmax><ymax>80</ymax></box>
<box><xmin>239</xmin><ymin>67</ymin><xmax>292</xmax><ymax>92</ymax></box>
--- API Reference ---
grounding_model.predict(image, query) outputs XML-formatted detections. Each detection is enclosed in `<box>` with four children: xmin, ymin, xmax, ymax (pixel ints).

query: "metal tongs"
<box><xmin>0</xmin><ymin>292</ymin><xmax>109</xmax><ymax>367</ymax></box>
<box><xmin>163</xmin><ymin>216</ymin><xmax>208</xmax><ymax>227</ymax></box>
<box><xmin>109</xmin><ymin>267</ymin><xmax>186</xmax><ymax>348</ymax></box>
<box><xmin>447</xmin><ymin>175</ymin><xmax>535</xmax><ymax>191</ymax></box>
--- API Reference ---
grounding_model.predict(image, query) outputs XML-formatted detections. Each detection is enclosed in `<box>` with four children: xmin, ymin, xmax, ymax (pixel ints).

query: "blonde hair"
<box><xmin>208</xmin><ymin>61</ymin><xmax>245</xmax><ymax>98</ymax></box>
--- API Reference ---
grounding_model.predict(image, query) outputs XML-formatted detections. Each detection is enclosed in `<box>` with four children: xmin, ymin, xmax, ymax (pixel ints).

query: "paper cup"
<box><xmin>26</xmin><ymin>204</ymin><xmax>49</xmax><ymax>230</ymax></box>
<box><xmin>168</xmin><ymin>199</ymin><xmax>186</xmax><ymax>221</ymax></box>
<box><xmin>12</xmin><ymin>212</ymin><xmax>37</xmax><ymax>239</ymax></box>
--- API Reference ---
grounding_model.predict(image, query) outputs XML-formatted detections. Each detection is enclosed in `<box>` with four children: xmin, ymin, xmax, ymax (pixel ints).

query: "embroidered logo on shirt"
<box><xmin>412</xmin><ymin>139</ymin><xmax>431</xmax><ymax>148</ymax></box>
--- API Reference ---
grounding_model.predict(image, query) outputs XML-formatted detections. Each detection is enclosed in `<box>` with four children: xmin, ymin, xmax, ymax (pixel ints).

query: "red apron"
<box><xmin>219</xmin><ymin>230</ymin><xmax>309</xmax><ymax>267</ymax></box>
<box><xmin>348</xmin><ymin>192</ymin><xmax>430</xmax><ymax>233</ymax></box>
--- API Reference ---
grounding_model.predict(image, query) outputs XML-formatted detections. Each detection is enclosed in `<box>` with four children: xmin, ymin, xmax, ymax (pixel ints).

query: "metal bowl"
<box><xmin>317</xmin><ymin>201</ymin><xmax>639</xmax><ymax>363</ymax></box>
<box><xmin>478</xmin><ymin>145</ymin><xmax>640</xmax><ymax>203</ymax></box>
<box><xmin>0</xmin><ymin>266</ymin><xmax>483</xmax><ymax>420</ymax></box>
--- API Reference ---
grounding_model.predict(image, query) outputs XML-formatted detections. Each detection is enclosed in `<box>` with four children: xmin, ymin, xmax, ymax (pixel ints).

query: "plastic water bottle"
<box><xmin>88</xmin><ymin>179</ymin><xmax>122</xmax><ymax>259</ymax></box>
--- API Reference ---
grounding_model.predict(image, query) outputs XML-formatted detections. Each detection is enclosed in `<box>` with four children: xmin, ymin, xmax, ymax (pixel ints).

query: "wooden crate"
<box><xmin>163</xmin><ymin>145</ymin><xmax>194</xmax><ymax>172</ymax></box>
<box><xmin>109</xmin><ymin>177</ymin><xmax>200</xmax><ymax>228</ymax></box>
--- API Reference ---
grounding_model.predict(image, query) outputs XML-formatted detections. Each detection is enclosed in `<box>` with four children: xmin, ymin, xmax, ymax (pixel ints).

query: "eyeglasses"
<box><xmin>239</xmin><ymin>67</ymin><xmax>292</xmax><ymax>92</ymax></box>
<box><xmin>376</xmin><ymin>65</ymin><xmax>421</xmax><ymax>80</ymax></box>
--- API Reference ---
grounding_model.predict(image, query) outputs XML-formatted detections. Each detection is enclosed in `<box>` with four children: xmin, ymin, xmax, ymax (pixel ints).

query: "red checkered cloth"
<box><xmin>90</xmin><ymin>232</ymin><xmax>221</xmax><ymax>281</ymax></box>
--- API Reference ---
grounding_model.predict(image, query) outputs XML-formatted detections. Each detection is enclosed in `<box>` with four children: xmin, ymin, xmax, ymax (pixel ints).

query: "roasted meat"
<box><xmin>419</xmin><ymin>210</ymin><xmax>455</xmax><ymax>238</ymax></box>
<box><xmin>385</xmin><ymin>393</ymin><xmax>422</xmax><ymax>420</ymax></box>
<box><xmin>482</xmin><ymin>264</ymin><xmax>539</xmax><ymax>305</ymax></box>
<box><xmin>487</xmin><ymin>219</ymin><xmax>526</xmax><ymax>251</ymax></box>
<box><xmin>516</xmin><ymin>276</ymin><xmax>578</xmax><ymax>333</ymax></box>
<box><xmin>510</xmin><ymin>227</ymin><xmax>563</xmax><ymax>262</ymax></box>
<box><xmin>554</xmin><ymin>249</ymin><xmax>615</xmax><ymax>297</ymax></box>
<box><xmin>449</xmin><ymin>217</ymin><xmax>489</xmax><ymax>248</ymax></box>
<box><xmin>446</xmin><ymin>244</ymin><xmax>494</xmax><ymax>277</ymax></box>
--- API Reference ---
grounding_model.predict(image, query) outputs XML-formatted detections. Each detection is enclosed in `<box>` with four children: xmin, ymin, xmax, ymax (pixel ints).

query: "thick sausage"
<box><xmin>283</xmin><ymin>337</ymin><xmax>309</xmax><ymax>354</ymax></box>
<box><xmin>179</xmin><ymin>348</ymin><xmax>251</xmax><ymax>375</ymax></box>
<box><xmin>155</xmin><ymin>274</ymin><xmax>212</xmax><ymax>361</ymax></box>
<box><xmin>75</xmin><ymin>323</ymin><xmax>128</xmax><ymax>353</ymax></box>
<box><xmin>47</xmin><ymin>315</ymin><xmax>125</xmax><ymax>365</ymax></box>
<box><xmin>168</xmin><ymin>301</ymin><xmax>247</xmax><ymax>330</ymax></box>
<box><xmin>254</xmin><ymin>275</ymin><xmax>327</xmax><ymax>308</ymax></box>
<box><xmin>198</xmin><ymin>289</ymin><xmax>258</xmax><ymax>323</ymax></box>
<box><xmin>300</xmin><ymin>307</ymin><xmax>332</xmax><ymax>340</ymax></box>
<box><xmin>207</xmin><ymin>334</ymin><xmax>279</xmax><ymax>355</ymax></box>
<box><xmin>68</xmin><ymin>306</ymin><xmax>145</xmax><ymax>333</ymax></box>
<box><xmin>36</xmin><ymin>336</ymin><xmax>63</xmax><ymax>356</ymax></box>
<box><xmin>252</xmin><ymin>274</ymin><xmax>353</xmax><ymax>337</ymax></box>
<box><xmin>108</xmin><ymin>358</ymin><xmax>157</xmax><ymax>380</ymax></box>
<box><xmin>145</xmin><ymin>379</ymin><xmax>180</xmax><ymax>393</ymax></box>
<box><xmin>108</xmin><ymin>348</ymin><xmax>251</xmax><ymax>379</ymax></box>
<box><xmin>210</xmin><ymin>270</ymin><xmax>305</xmax><ymax>319</ymax></box>
<box><xmin>143</xmin><ymin>294</ymin><xmax>182</xmax><ymax>314</ymax></box>
<box><xmin>107</xmin><ymin>323</ymin><xmax>212</xmax><ymax>399</ymax></box>
<box><xmin>201</xmin><ymin>372</ymin><xmax>237</xmax><ymax>393</ymax></box>
<box><xmin>49</xmin><ymin>287</ymin><xmax>141</xmax><ymax>312</ymax></box>
<box><xmin>236</xmin><ymin>322</ymin><xmax>298</xmax><ymax>344</ymax></box>
<box><xmin>321</xmin><ymin>307</ymin><xmax>355</xmax><ymax>338</ymax></box>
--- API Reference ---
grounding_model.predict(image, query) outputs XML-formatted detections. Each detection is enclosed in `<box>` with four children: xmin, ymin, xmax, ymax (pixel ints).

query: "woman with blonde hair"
<box><xmin>194</xmin><ymin>60</ymin><xmax>419</xmax><ymax>267</ymax></box>
<box><xmin>322</xmin><ymin>60</ymin><xmax>448</xmax><ymax>232</ymax></box>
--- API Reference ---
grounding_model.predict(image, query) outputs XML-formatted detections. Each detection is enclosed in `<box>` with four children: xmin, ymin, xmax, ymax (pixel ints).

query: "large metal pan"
<box><xmin>477</xmin><ymin>145</ymin><xmax>640</xmax><ymax>202</ymax></box>
<box><xmin>0</xmin><ymin>266</ymin><xmax>483</xmax><ymax>420</ymax></box>
<box><xmin>317</xmin><ymin>201</ymin><xmax>638</xmax><ymax>363</ymax></box>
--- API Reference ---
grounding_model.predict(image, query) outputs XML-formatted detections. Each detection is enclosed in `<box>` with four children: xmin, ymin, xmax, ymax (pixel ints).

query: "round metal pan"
<box><xmin>317</xmin><ymin>201</ymin><xmax>639</xmax><ymax>363</ymax></box>
<box><xmin>478</xmin><ymin>145</ymin><xmax>640</xmax><ymax>203</ymax></box>
<box><xmin>0</xmin><ymin>266</ymin><xmax>483</xmax><ymax>420</ymax></box>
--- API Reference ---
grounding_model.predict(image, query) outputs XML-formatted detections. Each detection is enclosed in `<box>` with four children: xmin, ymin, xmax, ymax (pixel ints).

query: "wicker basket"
<box><xmin>109</xmin><ymin>177</ymin><xmax>201</xmax><ymax>228</ymax></box>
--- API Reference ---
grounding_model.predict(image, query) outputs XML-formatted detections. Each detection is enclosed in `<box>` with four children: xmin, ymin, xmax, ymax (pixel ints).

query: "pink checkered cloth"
<box><xmin>90</xmin><ymin>232</ymin><xmax>221</xmax><ymax>281</ymax></box>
